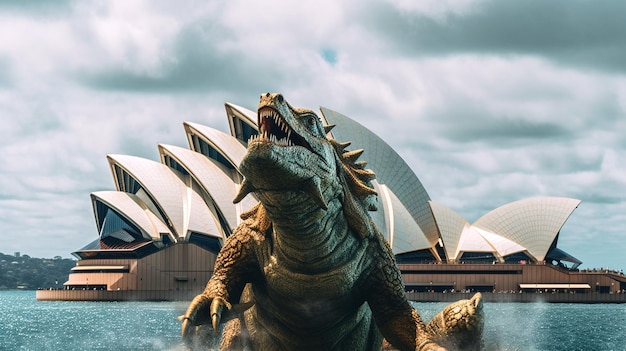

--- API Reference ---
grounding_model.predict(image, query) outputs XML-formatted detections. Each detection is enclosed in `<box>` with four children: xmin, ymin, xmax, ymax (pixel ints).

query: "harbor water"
<box><xmin>2</xmin><ymin>290</ymin><xmax>626</xmax><ymax>350</ymax></box>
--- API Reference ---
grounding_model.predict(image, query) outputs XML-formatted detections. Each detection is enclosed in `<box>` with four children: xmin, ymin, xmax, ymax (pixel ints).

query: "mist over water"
<box><xmin>413</xmin><ymin>300</ymin><xmax>626</xmax><ymax>350</ymax></box>
<box><xmin>3</xmin><ymin>291</ymin><xmax>626</xmax><ymax>350</ymax></box>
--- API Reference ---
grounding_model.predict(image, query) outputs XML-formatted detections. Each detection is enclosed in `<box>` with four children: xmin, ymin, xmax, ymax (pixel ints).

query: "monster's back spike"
<box><xmin>339</xmin><ymin>141</ymin><xmax>352</xmax><ymax>151</ymax></box>
<box><xmin>323</xmin><ymin>124</ymin><xmax>336</xmax><ymax>134</ymax></box>
<box><xmin>343</xmin><ymin>149</ymin><xmax>364</xmax><ymax>163</ymax></box>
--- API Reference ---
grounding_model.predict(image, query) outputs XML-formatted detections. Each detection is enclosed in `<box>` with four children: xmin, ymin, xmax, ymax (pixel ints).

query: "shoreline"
<box><xmin>32</xmin><ymin>288</ymin><xmax>626</xmax><ymax>303</ymax></box>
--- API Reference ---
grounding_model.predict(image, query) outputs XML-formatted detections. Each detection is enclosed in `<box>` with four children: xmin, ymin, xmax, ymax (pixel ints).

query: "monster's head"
<box><xmin>234</xmin><ymin>93</ymin><xmax>378</xmax><ymax>238</ymax></box>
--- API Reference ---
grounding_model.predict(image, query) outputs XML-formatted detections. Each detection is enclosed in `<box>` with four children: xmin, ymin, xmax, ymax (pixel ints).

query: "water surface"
<box><xmin>2</xmin><ymin>291</ymin><xmax>625</xmax><ymax>350</ymax></box>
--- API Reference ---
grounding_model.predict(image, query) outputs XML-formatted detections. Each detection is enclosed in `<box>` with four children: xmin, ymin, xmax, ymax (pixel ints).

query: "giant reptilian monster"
<box><xmin>180</xmin><ymin>93</ymin><xmax>483</xmax><ymax>351</ymax></box>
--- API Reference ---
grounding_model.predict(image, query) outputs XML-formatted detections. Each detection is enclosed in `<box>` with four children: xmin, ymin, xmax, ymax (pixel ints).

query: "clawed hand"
<box><xmin>179</xmin><ymin>295</ymin><xmax>232</xmax><ymax>341</ymax></box>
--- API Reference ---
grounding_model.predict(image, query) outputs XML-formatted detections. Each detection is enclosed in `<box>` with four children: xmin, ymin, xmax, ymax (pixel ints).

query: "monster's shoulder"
<box><xmin>216</xmin><ymin>203</ymin><xmax>269</xmax><ymax>260</ymax></box>
<box><xmin>232</xmin><ymin>202</ymin><xmax>271</xmax><ymax>242</ymax></box>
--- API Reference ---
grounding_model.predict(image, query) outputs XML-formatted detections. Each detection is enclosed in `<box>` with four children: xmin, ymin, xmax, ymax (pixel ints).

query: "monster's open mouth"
<box><xmin>254</xmin><ymin>107</ymin><xmax>312</xmax><ymax>151</ymax></box>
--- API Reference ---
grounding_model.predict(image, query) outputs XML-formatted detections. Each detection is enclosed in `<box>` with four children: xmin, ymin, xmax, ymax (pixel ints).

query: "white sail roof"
<box><xmin>158</xmin><ymin>143</ymin><xmax>256</xmax><ymax>230</ymax></box>
<box><xmin>184</xmin><ymin>122</ymin><xmax>247</xmax><ymax>171</ymax></box>
<box><xmin>379</xmin><ymin>184</ymin><xmax>431</xmax><ymax>254</ymax></box>
<box><xmin>83</xmin><ymin>99</ymin><xmax>582</xmax><ymax>265</ymax></box>
<box><xmin>473</xmin><ymin>197</ymin><xmax>581</xmax><ymax>262</ymax></box>
<box><xmin>106</xmin><ymin>154</ymin><xmax>220</xmax><ymax>240</ymax></box>
<box><xmin>90</xmin><ymin>191</ymin><xmax>170</xmax><ymax>241</ymax></box>
<box><xmin>429</xmin><ymin>197</ymin><xmax>580</xmax><ymax>263</ymax></box>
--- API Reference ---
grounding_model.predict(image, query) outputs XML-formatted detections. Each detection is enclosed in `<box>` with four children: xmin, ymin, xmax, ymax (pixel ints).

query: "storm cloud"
<box><xmin>0</xmin><ymin>0</ymin><xmax>624</xmax><ymax>270</ymax></box>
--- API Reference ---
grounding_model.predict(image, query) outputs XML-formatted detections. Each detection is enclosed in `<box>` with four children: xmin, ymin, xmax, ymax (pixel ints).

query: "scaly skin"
<box><xmin>425</xmin><ymin>293</ymin><xmax>484</xmax><ymax>351</ymax></box>
<box><xmin>181</xmin><ymin>93</ymin><xmax>482</xmax><ymax>350</ymax></box>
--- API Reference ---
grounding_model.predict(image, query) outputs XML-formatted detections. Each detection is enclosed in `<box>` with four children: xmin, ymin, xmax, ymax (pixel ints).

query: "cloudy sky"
<box><xmin>1</xmin><ymin>0</ymin><xmax>625</xmax><ymax>270</ymax></box>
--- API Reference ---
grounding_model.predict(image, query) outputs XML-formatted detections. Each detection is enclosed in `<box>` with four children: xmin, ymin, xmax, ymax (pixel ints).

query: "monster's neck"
<box><xmin>258</xmin><ymin>190</ymin><xmax>361</xmax><ymax>273</ymax></box>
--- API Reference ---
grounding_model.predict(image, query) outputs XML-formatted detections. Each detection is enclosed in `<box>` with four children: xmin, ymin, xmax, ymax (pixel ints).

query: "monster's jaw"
<box><xmin>255</xmin><ymin>107</ymin><xmax>313</xmax><ymax>152</ymax></box>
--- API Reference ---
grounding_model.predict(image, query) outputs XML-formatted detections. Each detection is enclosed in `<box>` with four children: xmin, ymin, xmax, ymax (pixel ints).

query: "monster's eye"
<box><xmin>300</xmin><ymin>114</ymin><xmax>317</xmax><ymax>128</ymax></box>
<box><xmin>298</xmin><ymin>112</ymin><xmax>321</xmax><ymax>136</ymax></box>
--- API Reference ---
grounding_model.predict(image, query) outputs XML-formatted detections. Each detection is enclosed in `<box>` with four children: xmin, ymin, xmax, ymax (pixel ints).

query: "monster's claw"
<box><xmin>211</xmin><ymin>312</ymin><xmax>220</xmax><ymax>332</ymax></box>
<box><xmin>210</xmin><ymin>297</ymin><xmax>232</xmax><ymax>333</ymax></box>
<box><xmin>180</xmin><ymin>294</ymin><xmax>212</xmax><ymax>340</ymax></box>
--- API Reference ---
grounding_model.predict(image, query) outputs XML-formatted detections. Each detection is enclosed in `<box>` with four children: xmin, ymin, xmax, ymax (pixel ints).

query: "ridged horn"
<box><xmin>233</xmin><ymin>179</ymin><xmax>256</xmax><ymax>204</ymax></box>
<box><xmin>323</xmin><ymin>124</ymin><xmax>336</xmax><ymax>134</ymax></box>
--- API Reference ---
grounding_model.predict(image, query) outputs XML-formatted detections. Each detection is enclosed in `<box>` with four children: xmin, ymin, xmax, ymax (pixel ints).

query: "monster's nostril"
<box><xmin>277</xmin><ymin>94</ymin><xmax>284</xmax><ymax>103</ymax></box>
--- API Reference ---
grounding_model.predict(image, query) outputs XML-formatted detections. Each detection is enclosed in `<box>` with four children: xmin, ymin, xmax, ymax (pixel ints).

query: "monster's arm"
<box><xmin>365</xmin><ymin>237</ymin><xmax>445</xmax><ymax>351</ymax></box>
<box><xmin>181</xmin><ymin>225</ymin><xmax>260</xmax><ymax>336</ymax></box>
<box><xmin>205</xmin><ymin>228</ymin><xmax>259</xmax><ymax>302</ymax></box>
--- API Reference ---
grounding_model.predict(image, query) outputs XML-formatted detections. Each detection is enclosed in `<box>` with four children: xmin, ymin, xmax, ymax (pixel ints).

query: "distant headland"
<box><xmin>0</xmin><ymin>252</ymin><xmax>75</xmax><ymax>290</ymax></box>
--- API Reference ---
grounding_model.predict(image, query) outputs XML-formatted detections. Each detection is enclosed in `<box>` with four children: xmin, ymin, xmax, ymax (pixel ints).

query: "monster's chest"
<box><xmin>257</xmin><ymin>240</ymin><xmax>370</xmax><ymax>309</ymax></box>
<box><xmin>265</xmin><ymin>260</ymin><xmax>355</xmax><ymax>298</ymax></box>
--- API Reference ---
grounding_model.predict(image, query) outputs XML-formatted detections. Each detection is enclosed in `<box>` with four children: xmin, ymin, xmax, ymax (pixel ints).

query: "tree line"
<box><xmin>0</xmin><ymin>252</ymin><xmax>76</xmax><ymax>290</ymax></box>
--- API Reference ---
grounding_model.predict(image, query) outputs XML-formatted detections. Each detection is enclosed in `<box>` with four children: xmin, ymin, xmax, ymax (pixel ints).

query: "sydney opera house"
<box><xmin>37</xmin><ymin>100</ymin><xmax>626</xmax><ymax>302</ymax></box>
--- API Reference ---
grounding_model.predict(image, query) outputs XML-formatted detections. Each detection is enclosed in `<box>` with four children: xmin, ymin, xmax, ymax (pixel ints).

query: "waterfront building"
<box><xmin>37</xmin><ymin>101</ymin><xmax>626</xmax><ymax>302</ymax></box>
